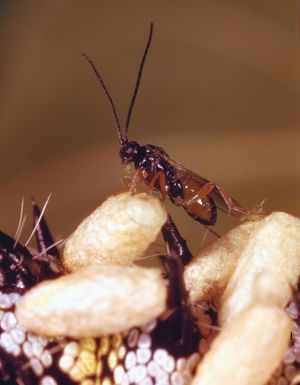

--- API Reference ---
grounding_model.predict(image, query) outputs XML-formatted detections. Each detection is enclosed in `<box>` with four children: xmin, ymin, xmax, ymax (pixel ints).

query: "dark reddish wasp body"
<box><xmin>83</xmin><ymin>23</ymin><xmax>247</xmax><ymax>226</ymax></box>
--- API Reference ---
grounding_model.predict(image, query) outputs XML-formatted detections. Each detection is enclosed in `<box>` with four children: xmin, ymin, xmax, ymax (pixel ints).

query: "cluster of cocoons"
<box><xmin>0</xmin><ymin>192</ymin><xmax>212</xmax><ymax>385</ymax></box>
<box><xmin>0</xmin><ymin>191</ymin><xmax>299</xmax><ymax>385</ymax></box>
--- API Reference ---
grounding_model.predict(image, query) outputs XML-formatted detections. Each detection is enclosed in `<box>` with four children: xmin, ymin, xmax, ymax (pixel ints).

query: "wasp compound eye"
<box><xmin>119</xmin><ymin>141</ymin><xmax>141</xmax><ymax>164</ymax></box>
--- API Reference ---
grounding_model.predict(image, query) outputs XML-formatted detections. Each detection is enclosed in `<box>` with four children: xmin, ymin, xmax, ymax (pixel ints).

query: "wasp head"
<box><xmin>119</xmin><ymin>141</ymin><xmax>141</xmax><ymax>164</ymax></box>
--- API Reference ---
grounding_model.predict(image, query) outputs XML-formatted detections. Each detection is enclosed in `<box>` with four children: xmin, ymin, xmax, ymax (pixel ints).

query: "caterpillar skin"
<box><xmin>0</xmin><ymin>202</ymin><xmax>215</xmax><ymax>385</ymax></box>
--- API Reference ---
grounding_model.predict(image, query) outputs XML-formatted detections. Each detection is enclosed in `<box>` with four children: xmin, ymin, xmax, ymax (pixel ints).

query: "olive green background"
<box><xmin>0</xmin><ymin>1</ymin><xmax>299</xmax><ymax>254</ymax></box>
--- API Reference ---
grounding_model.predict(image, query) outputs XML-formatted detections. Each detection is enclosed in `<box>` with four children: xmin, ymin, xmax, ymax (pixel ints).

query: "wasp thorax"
<box><xmin>120</xmin><ymin>141</ymin><xmax>141</xmax><ymax>164</ymax></box>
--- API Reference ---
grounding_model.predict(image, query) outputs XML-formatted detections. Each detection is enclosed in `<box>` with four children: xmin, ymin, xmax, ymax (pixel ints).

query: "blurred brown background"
<box><xmin>0</xmin><ymin>1</ymin><xmax>299</xmax><ymax>254</ymax></box>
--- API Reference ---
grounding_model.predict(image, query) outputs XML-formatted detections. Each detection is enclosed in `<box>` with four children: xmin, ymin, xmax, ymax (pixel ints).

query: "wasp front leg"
<box><xmin>122</xmin><ymin>168</ymin><xmax>147</xmax><ymax>192</ymax></box>
<box><xmin>124</xmin><ymin>168</ymin><xmax>169</xmax><ymax>201</ymax></box>
<box><xmin>147</xmin><ymin>171</ymin><xmax>169</xmax><ymax>201</ymax></box>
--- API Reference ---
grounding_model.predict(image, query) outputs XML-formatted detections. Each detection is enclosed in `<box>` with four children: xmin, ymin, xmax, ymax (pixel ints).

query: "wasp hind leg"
<box><xmin>185</xmin><ymin>182</ymin><xmax>248</xmax><ymax>217</ymax></box>
<box><xmin>203</xmin><ymin>226</ymin><xmax>220</xmax><ymax>243</ymax></box>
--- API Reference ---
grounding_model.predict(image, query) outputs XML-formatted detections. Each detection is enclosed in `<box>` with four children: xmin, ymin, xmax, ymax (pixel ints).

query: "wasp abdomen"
<box><xmin>180</xmin><ymin>175</ymin><xmax>217</xmax><ymax>226</ymax></box>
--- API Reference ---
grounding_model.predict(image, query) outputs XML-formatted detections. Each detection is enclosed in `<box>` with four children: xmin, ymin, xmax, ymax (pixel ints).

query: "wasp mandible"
<box><xmin>82</xmin><ymin>23</ymin><xmax>248</xmax><ymax>226</ymax></box>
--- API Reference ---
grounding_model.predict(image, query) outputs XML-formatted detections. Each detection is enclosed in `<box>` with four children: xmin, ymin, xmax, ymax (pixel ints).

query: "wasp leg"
<box><xmin>205</xmin><ymin>225</ymin><xmax>220</xmax><ymax>239</ymax></box>
<box><xmin>200</xmin><ymin>226</ymin><xmax>221</xmax><ymax>247</ymax></box>
<box><xmin>185</xmin><ymin>182</ymin><xmax>248</xmax><ymax>216</ymax></box>
<box><xmin>147</xmin><ymin>171</ymin><xmax>168</xmax><ymax>201</ymax></box>
<box><xmin>122</xmin><ymin>175</ymin><xmax>134</xmax><ymax>190</ymax></box>
<box><xmin>127</xmin><ymin>169</ymin><xmax>168</xmax><ymax>201</ymax></box>
<box><xmin>128</xmin><ymin>168</ymin><xmax>147</xmax><ymax>193</ymax></box>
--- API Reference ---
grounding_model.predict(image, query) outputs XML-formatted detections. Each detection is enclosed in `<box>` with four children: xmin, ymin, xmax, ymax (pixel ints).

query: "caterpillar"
<box><xmin>0</xmin><ymin>200</ymin><xmax>216</xmax><ymax>385</ymax></box>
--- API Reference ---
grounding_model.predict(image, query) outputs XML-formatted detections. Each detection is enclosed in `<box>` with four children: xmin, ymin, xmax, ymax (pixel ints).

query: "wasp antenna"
<box><xmin>125</xmin><ymin>22</ymin><xmax>154</xmax><ymax>135</ymax></box>
<box><xmin>82</xmin><ymin>51</ymin><xmax>125</xmax><ymax>144</ymax></box>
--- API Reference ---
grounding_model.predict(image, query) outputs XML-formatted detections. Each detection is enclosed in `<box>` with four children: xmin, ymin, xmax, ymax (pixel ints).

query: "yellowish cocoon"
<box><xmin>63</xmin><ymin>192</ymin><xmax>167</xmax><ymax>271</ymax></box>
<box><xmin>16</xmin><ymin>265</ymin><xmax>167</xmax><ymax>338</ymax></box>
<box><xmin>184</xmin><ymin>219</ymin><xmax>261</xmax><ymax>303</ymax></box>
<box><xmin>220</xmin><ymin>212</ymin><xmax>300</xmax><ymax>325</ymax></box>
<box><xmin>192</xmin><ymin>304</ymin><xmax>291</xmax><ymax>385</ymax></box>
